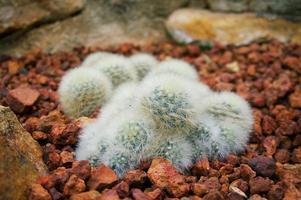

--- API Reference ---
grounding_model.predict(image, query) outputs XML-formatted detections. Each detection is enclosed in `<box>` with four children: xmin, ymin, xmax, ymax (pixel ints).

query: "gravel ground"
<box><xmin>1</xmin><ymin>40</ymin><xmax>301</xmax><ymax>200</ymax></box>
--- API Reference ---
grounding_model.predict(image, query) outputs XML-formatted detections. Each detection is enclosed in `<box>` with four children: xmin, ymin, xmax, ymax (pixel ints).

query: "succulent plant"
<box><xmin>137</xmin><ymin>74</ymin><xmax>206</xmax><ymax>132</ymax></box>
<box><xmin>147</xmin><ymin>58</ymin><xmax>199</xmax><ymax>81</ymax></box>
<box><xmin>100</xmin><ymin>112</ymin><xmax>154</xmax><ymax>176</ymax></box>
<box><xmin>145</xmin><ymin>133</ymin><xmax>192</xmax><ymax>171</ymax></box>
<box><xmin>129</xmin><ymin>53</ymin><xmax>158</xmax><ymax>80</ymax></box>
<box><xmin>58</xmin><ymin>67</ymin><xmax>113</xmax><ymax>118</ymax></box>
<box><xmin>91</xmin><ymin>55</ymin><xmax>137</xmax><ymax>87</ymax></box>
<box><xmin>81</xmin><ymin>52</ymin><xmax>119</xmax><ymax>67</ymax></box>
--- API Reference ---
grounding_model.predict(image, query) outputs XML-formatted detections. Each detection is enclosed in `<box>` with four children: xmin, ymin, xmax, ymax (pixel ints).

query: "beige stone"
<box><xmin>166</xmin><ymin>9</ymin><xmax>301</xmax><ymax>46</ymax></box>
<box><xmin>0</xmin><ymin>106</ymin><xmax>47</xmax><ymax>200</ymax></box>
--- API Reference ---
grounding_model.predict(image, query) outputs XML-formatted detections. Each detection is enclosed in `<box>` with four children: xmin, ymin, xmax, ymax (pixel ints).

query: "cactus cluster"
<box><xmin>58</xmin><ymin>51</ymin><xmax>253</xmax><ymax>177</ymax></box>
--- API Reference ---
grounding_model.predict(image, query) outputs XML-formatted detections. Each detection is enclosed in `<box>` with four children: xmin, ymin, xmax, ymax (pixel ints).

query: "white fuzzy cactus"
<box><xmin>147</xmin><ymin>58</ymin><xmax>199</xmax><ymax>81</ymax></box>
<box><xmin>100</xmin><ymin>112</ymin><xmax>155</xmax><ymax>176</ymax></box>
<box><xmin>190</xmin><ymin>92</ymin><xmax>253</xmax><ymax>159</ymax></box>
<box><xmin>91</xmin><ymin>55</ymin><xmax>137</xmax><ymax>87</ymax></box>
<box><xmin>81</xmin><ymin>52</ymin><xmax>120</xmax><ymax>67</ymax></box>
<box><xmin>58</xmin><ymin>67</ymin><xmax>112</xmax><ymax>118</ymax></box>
<box><xmin>145</xmin><ymin>133</ymin><xmax>192</xmax><ymax>171</ymax></box>
<box><xmin>136</xmin><ymin>74</ymin><xmax>207</xmax><ymax>132</ymax></box>
<box><xmin>129</xmin><ymin>53</ymin><xmax>158</xmax><ymax>80</ymax></box>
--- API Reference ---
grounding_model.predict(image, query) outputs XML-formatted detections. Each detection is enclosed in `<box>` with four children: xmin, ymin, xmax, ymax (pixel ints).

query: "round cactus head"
<box><xmin>75</xmin><ymin>120</ymin><xmax>113</xmax><ymax>166</ymax></box>
<box><xmin>96</xmin><ymin>82</ymin><xmax>138</xmax><ymax>125</ymax></box>
<box><xmin>146</xmin><ymin>133</ymin><xmax>192</xmax><ymax>171</ymax></box>
<box><xmin>129</xmin><ymin>53</ymin><xmax>158</xmax><ymax>80</ymax></box>
<box><xmin>101</xmin><ymin>112</ymin><xmax>155</xmax><ymax>176</ymax></box>
<box><xmin>200</xmin><ymin>91</ymin><xmax>253</xmax><ymax>131</ymax></box>
<box><xmin>137</xmin><ymin>74</ymin><xmax>202</xmax><ymax>132</ymax></box>
<box><xmin>81</xmin><ymin>52</ymin><xmax>120</xmax><ymax>67</ymax></box>
<box><xmin>147</xmin><ymin>58</ymin><xmax>199</xmax><ymax>81</ymax></box>
<box><xmin>58</xmin><ymin>67</ymin><xmax>113</xmax><ymax>118</ymax></box>
<box><xmin>190</xmin><ymin>92</ymin><xmax>253</xmax><ymax>159</ymax></box>
<box><xmin>92</xmin><ymin>56</ymin><xmax>137</xmax><ymax>87</ymax></box>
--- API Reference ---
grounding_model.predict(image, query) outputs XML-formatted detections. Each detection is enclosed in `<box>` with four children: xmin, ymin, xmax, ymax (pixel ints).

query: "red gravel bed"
<box><xmin>1</xmin><ymin>40</ymin><xmax>301</xmax><ymax>200</ymax></box>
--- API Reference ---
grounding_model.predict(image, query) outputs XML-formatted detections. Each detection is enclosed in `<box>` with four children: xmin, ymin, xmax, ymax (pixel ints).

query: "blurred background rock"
<box><xmin>0</xmin><ymin>0</ymin><xmax>300</xmax><ymax>56</ymax></box>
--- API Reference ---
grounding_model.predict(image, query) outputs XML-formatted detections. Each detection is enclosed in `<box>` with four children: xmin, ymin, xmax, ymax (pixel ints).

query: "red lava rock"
<box><xmin>202</xmin><ymin>191</ymin><xmax>224</xmax><ymax>200</ymax></box>
<box><xmin>249</xmin><ymin>194</ymin><xmax>267</xmax><ymax>200</ymax></box>
<box><xmin>38</xmin><ymin>110</ymin><xmax>67</xmax><ymax>133</ymax></box>
<box><xmin>289</xmin><ymin>90</ymin><xmax>301</xmax><ymax>108</ymax></box>
<box><xmin>114</xmin><ymin>181</ymin><xmax>129</xmax><ymax>198</ymax></box>
<box><xmin>191</xmin><ymin>157</ymin><xmax>210</xmax><ymax>176</ymax></box>
<box><xmin>267</xmin><ymin>183</ymin><xmax>284</xmax><ymax>200</ymax></box>
<box><xmin>87</xmin><ymin>164</ymin><xmax>118</xmax><ymax>191</ymax></box>
<box><xmin>262</xmin><ymin>115</ymin><xmax>277</xmax><ymax>135</ymax></box>
<box><xmin>131</xmin><ymin>188</ymin><xmax>153</xmax><ymax>200</ymax></box>
<box><xmin>7</xmin><ymin>60</ymin><xmax>21</xmax><ymax>75</ymax></box>
<box><xmin>71</xmin><ymin>160</ymin><xmax>91</xmax><ymax>181</ymax></box>
<box><xmin>100</xmin><ymin>189</ymin><xmax>120</xmax><ymax>200</ymax></box>
<box><xmin>274</xmin><ymin>149</ymin><xmax>290</xmax><ymax>163</ymax></box>
<box><xmin>230</xmin><ymin>179</ymin><xmax>248</xmax><ymax>194</ymax></box>
<box><xmin>70</xmin><ymin>190</ymin><xmax>101</xmax><ymax>200</ymax></box>
<box><xmin>29</xmin><ymin>183</ymin><xmax>52</xmax><ymax>200</ymax></box>
<box><xmin>249</xmin><ymin>156</ymin><xmax>276</xmax><ymax>177</ymax></box>
<box><xmin>60</xmin><ymin>150</ymin><xmax>74</xmax><ymax>167</ymax></box>
<box><xmin>47</xmin><ymin>152</ymin><xmax>62</xmax><ymax>171</ymax></box>
<box><xmin>249</xmin><ymin>176</ymin><xmax>273</xmax><ymax>194</ymax></box>
<box><xmin>239</xmin><ymin>164</ymin><xmax>256</xmax><ymax>181</ymax></box>
<box><xmin>123</xmin><ymin>169</ymin><xmax>148</xmax><ymax>187</ymax></box>
<box><xmin>292</xmin><ymin>147</ymin><xmax>301</xmax><ymax>163</ymax></box>
<box><xmin>283</xmin><ymin>56</ymin><xmax>301</xmax><ymax>73</ymax></box>
<box><xmin>63</xmin><ymin>175</ymin><xmax>86</xmax><ymax>197</ymax></box>
<box><xmin>184</xmin><ymin>176</ymin><xmax>197</xmax><ymax>183</ymax></box>
<box><xmin>263</xmin><ymin>136</ymin><xmax>278</xmax><ymax>156</ymax></box>
<box><xmin>276</xmin><ymin>163</ymin><xmax>301</xmax><ymax>185</ymax></box>
<box><xmin>6</xmin><ymin>85</ymin><xmax>40</xmax><ymax>113</ymax></box>
<box><xmin>49</xmin><ymin>187</ymin><xmax>63</xmax><ymax>200</ymax></box>
<box><xmin>32</xmin><ymin>131</ymin><xmax>48</xmax><ymax>141</ymax></box>
<box><xmin>203</xmin><ymin>177</ymin><xmax>221</xmax><ymax>191</ymax></box>
<box><xmin>147</xmin><ymin>158</ymin><xmax>189</xmax><ymax>198</ymax></box>
<box><xmin>227</xmin><ymin>192</ymin><xmax>245</xmax><ymax>200</ymax></box>
<box><xmin>191</xmin><ymin>183</ymin><xmax>209</xmax><ymax>196</ymax></box>
<box><xmin>24</xmin><ymin>117</ymin><xmax>40</xmax><ymax>132</ymax></box>
<box><xmin>144</xmin><ymin>188</ymin><xmax>162</xmax><ymax>200</ymax></box>
<box><xmin>51</xmin><ymin>122</ymin><xmax>80</xmax><ymax>145</ymax></box>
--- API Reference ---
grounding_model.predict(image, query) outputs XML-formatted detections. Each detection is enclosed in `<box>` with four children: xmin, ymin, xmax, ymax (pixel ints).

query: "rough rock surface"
<box><xmin>0</xmin><ymin>106</ymin><xmax>47</xmax><ymax>200</ymax></box>
<box><xmin>0</xmin><ymin>0</ymin><xmax>188</xmax><ymax>56</ymax></box>
<box><xmin>0</xmin><ymin>0</ymin><xmax>86</xmax><ymax>36</ymax></box>
<box><xmin>166</xmin><ymin>9</ymin><xmax>301</xmax><ymax>46</ymax></box>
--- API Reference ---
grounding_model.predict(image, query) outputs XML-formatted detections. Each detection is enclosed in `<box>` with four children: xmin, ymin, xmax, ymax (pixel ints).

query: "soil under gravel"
<box><xmin>1</xmin><ymin>40</ymin><xmax>301</xmax><ymax>200</ymax></box>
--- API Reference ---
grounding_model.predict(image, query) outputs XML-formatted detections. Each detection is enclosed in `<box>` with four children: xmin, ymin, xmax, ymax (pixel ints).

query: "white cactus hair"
<box><xmin>91</xmin><ymin>55</ymin><xmax>137</xmax><ymax>87</ymax></box>
<box><xmin>81</xmin><ymin>52</ymin><xmax>120</xmax><ymax>67</ymax></box>
<box><xmin>100</xmin><ymin>111</ymin><xmax>155</xmax><ymax>176</ymax></box>
<box><xmin>147</xmin><ymin>58</ymin><xmax>199</xmax><ymax>81</ymax></box>
<box><xmin>193</xmin><ymin>92</ymin><xmax>253</xmax><ymax>158</ymax></box>
<box><xmin>129</xmin><ymin>53</ymin><xmax>159</xmax><ymax>80</ymax></box>
<box><xmin>58</xmin><ymin>67</ymin><xmax>112</xmax><ymax>118</ymax></box>
<box><xmin>136</xmin><ymin>73</ymin><xmax>204</xmax><ymax>132</ymax></box>
<box><xmin>145</xmin><ymin>133</ymin><xmax>193</xmax><ymax>172</ymax></box>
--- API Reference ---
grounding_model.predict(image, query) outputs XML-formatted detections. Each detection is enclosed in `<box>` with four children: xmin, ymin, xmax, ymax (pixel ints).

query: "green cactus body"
<box><xmin>129</xmin><ymin>53</ymin><xmax>158</xmax><ymax>80</ymax></box>
<box><xmin>100</xmin><ymin>112</ymin><xmax>154</xmax><ymax>176</ymax></box>
<box><xmin>115</xmin><ymin>121</ymin><xmax>150</xmax><ymax>152</ymax></box>
<box><xmin>81</xmin><ymin>52</ymin><xmax>118</xmax><ymax>67</ymax></box>
<box><xmin>87</xmin><ymin>141</ymin><xmax>110</xmax><ymax>167</ymax></box>
<box><xmin>93</xmin><ymin>57</ymin><xmax>137</xmax><ymax>87</ymax></box>
<box><xmin>58</xmin><ymin>67</ymin><xmax>112</xmax><ymax>118</ymax></box>
<box><xmin>146</xmin><ymin>134</ymin><xmax>192</xmax><ymax>171</ymax></box>
<box><xmin>148</xmin><ymin>58</ymin><xmax>199</xmax><ymax>81</ymax></box>
<box><xmin>146</xmin><ymin>86</ymin><xmax>191</xmax><ymax>129</ymax></box>
<box><xmin>106</xmin><ymin>149</ymin><xmax>138</xmax><ymax>176</ymax></box>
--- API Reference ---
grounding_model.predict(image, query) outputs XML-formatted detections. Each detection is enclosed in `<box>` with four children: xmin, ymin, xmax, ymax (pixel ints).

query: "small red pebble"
<box><xmin>131</xmin><ymin>188</ymin><xmax>153</xmax><ymax>200</ymax></box>
<box><xmin>63</xmin><ymin>175</ymin><xmax>86</xmax><ymax>197</ymax></box>
<box><xmin>29</xmin><ymin>183</ymin><xmax>52</xmax><ymax>200</ymax></box>
<box><xmin>87</xmin><ymin>164</ymin><xmax>118</xmax><ymax>191</ymax></box>
<box><xmin>6</xmin><ymin>85</ymin><xmax>40</xmax><ymax>113</ymax></box>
